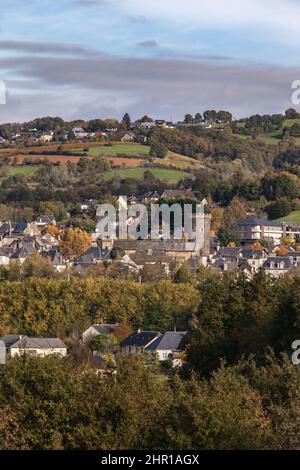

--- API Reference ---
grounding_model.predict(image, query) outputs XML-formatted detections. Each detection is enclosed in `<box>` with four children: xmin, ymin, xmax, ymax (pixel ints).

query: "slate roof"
<box><xmin>75</xmin><ymin>247</ymin><xmax>111</xmax><ymax>265</ymax></box>
<box><xmin>114</xmin><ymin>239</ymin><xmax>197</xmax><ymax>252</ymax></box>
<box><xmin>237</xmin><ymin>218</ymin><xmax>284</xmax><ymax>227</ymax></box>
<box><xmin>12</xmin><ymin>222</ymin><xmax>28</xmax><ymax>234</ymax></box>
<box><xmin>88</xmin><ymin>324</ymin><xmax>118</xmax><ymax>335</ymax></box>
<box><xmin>262</xmin><ymin>257</ymin><xmax>292</xmax><ymax>270</ymax></box>
<box><xmin>241</xmin><ymin>248</ymin><xmax>268</xmax><ymax>259</ymax></box>
<box><xmin>0</xmin><ymin>335</ymin><xmax>22</xmax><ymax>348</ymax></box>
<box><xmin>41</xmin><ymin>249</ymin><xmax>65</xmax><ymax>265</ymax></box>
<box><xmin>146</xmin><ymin>331</ymin><xmax>188</xmax><ymax>352</ymax></box>
<box><xmin>120</xmin><ymin>331</ymin><xmax>161</xmax><ymax>348</ymax></box>
<box><xmin>9</xmin><ymin>336</ymin><xmax>67</xmax><ymax>349</ymax></box>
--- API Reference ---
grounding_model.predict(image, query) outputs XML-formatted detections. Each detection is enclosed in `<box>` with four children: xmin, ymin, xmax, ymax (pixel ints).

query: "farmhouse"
<box><xmin>145</xmin><ymin>331</ymin><xmax>188</xmax><ymax>362</ymax></box>
<box><xmin>120</xmin><ymin>330</ymin><xmax>161</xmax><ymax>355</ymax></box>
<box><xmin>1</xmin><ymin>335</ymin><xmax>67</xmax><ymax>358</ymax></box>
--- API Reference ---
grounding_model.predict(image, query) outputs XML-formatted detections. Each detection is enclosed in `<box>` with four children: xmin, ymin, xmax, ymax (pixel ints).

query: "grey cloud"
<box><xmin>0</xmin><ymin>40</ymin><xmax>98</xmax><ymax>56</ymax></box>
<box><xmin>129</xmin><ymin>15</ymin><xmax>149</xmax><ymax>24</ymax></box>
<box><xmin>0</xmin><ymin>54</ymin><xmax>299</xmax><ymax>122</ymax></box>
<box><xmin>136</xmin><ymin>39</ymin><xmax>159</xmax><ymax>48</ymax></box>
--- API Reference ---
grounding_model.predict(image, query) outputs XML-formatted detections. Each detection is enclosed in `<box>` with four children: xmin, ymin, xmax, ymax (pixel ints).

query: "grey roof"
<box><xmin>220</xmin><ymin>247</ymin><xmax>241</xmax><ymax>257</ymax></box>
<box><xmin>262</xmin><ymin>257</ymin><xmax>292</xmax><ymax>270</ymax></box>
<box><xmin>113</xmin><ymin>239</ymin><xmax>197</xmax><ymax>253</ymax></box>
<box><xmin>288</xmin><ymin>251</ymin><xmax>300</xmax><ymax>257</ymax></box>
<box><xmin>9</xmin><ymin>336</ymin><xmax>67</xmax><ymax>349</ymax></box>
<box><xmin>89</xmin><ymin>324</ymin><xmax>118</xmax><ymax>335</ymax></box>
<box><xmin>146</xmin><ymin>331</ymin><xmax>188</xmax><ymax>352</ymax></box>
<box><xmin>41</xmin><ymin>249</ymin><xmax>65</xmax><ymax>265</ymax></box>
<box><xmin>37</xmin><ymin>215</ymin><xmax>55</xmax><ymax>224</ymax></box>
<box><xmin>120</xmin><ymin>331</ymin><xmax>161</xmax><ymax>348</ymax></box>
<box><xmin>241</xmin><ymin>248</ymin><xmax>268</xmax><ymax>259</ymax></box>
<box><xmin>237</xmin><ymin>218</ymin><xmax>284</xmax><ymax>227</ymax></box>
<box><xmin>75</xmin><ymin>247</ymin><xmax>111</xmax><ymax>265</ymax></box>
<box><xmin>0</xmin><ymin>335</ymin><xmax>22</xmax><ymax>348</ymax></box>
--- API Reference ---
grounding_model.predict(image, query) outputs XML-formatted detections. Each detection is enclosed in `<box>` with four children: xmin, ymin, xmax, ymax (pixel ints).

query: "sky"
<box><xmin>0</xmin><ymin>0</ymin><xmax>300</xmax><ymax>123</ymax></box>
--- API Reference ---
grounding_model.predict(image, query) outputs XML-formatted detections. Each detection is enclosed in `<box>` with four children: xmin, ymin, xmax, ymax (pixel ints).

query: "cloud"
<box><xmin>128</xmin><ymin>15</ymin><xmax>149</xmax><ymax>24</ymax></box>
<box><xmin>0</xmin><ymin>40</ymin><xmax>98</xmax><ymax>56</ymax></box>
<box><xmin>0</xmin><ymin>53</ymin><xmax>298</xmax><ymax>122</ymax></box>
<box><xmin>136</xmin><ymin>39</ymin><xmax>158</xmax><ymax>48</ymax></box>
<box><xmin>121</xmin><ymin>0</ymin><xmax>300</xmax><ymax>44</ymax></box>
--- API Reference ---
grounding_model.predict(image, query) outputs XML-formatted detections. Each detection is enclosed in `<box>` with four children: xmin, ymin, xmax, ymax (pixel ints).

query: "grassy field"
<box><xmin>6</xmin><ymin>166</ymin><xmax>38</xmax><ymax>175</ymax></box>
<box><xmin>282</xmin><ymin>118</ymin><xmax>300</xmax><ymax>128</ymax></box>
<box><xmin>103</xmin><ymin>167</ymin><xmax>189</xmax><ymax>182</ymax></box>
<box><xmin>276</xmin><ymin>210</ymin><xmax>300</xmax><ymax>223</ymax></box>
<box><xmin>88</xmin><ymin>143</ymin><xmax>150</xmax><ymax>157</ymax></box>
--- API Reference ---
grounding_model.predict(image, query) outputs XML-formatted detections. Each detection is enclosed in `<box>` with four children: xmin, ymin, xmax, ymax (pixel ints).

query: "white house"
<box><xmin>145</xmin><ymin>331</ymin><xmax>188</xmax><ymax>362</ymax></box>
<box><xmin>6</xmin><ymin>336</ymin><xmax>67</xmax><ymax>358</ymax></box>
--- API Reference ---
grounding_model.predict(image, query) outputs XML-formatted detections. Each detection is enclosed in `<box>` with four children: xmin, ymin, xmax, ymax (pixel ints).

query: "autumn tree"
<box><xmin>60</xmin><ymin>227</ymin><xmax>91</xmax><ymax>260</ymax></box>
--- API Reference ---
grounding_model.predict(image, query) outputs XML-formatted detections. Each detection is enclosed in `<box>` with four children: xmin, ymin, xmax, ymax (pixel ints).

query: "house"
<box><xmin>262</xmin><ymin>257</ymin><xmax>292</xmax><ymax>278</ymax></box>
<box><xmin>82</xmin><ymin>324</ymin><xmax>119</xmax><ymax>343</ymax></box>
<box><xmin>0</xmin><ymin>247</ymin><xmax>11</xmax><ymax>265</ymax></box>
<box><xmin>160</xmin><ymin>189</ymin><xmax>197</xmax><ymax>200</ymax></box>
<box><xmin>72</xmin><ymin>127</ymin><xmax>88</xmax><ymax>139</ymax></box>
<box><xmin>41</xmin><ymin>249</ymin><xmax>66</xmax><ymax>272</ymax></box>
<box><xmin>237</xmin><ymin>218</ymin><xmax>300</xmax><ymax>246</ymax></box>
<box><xmin>288</xmin><ymin>251</ymin><xmax>300</xmax><ymax>268</ymax></box>
<box><xmin>74</xmin><ymin>246</ymin><xmax>111</xmax><ymax>268</ymax></box>
<box><xmin>37</xmin><ymin>132</ymin><xmax>53</xmax><ymax>143</ymax></box>
<box><xmin>120</xmin><ymin>330</ymin><xmax>161</xmax><ymax>355</ymax></box>
<box><xmin>140</xmin><ymin>121</ymin><xmax>156</xmax><ymax>130</ymax></box>
<box><xmin>36</xmin><ymin>215</ymin><xmax>56</xmax><ymax>229</ymax></box>
<box><xmin>240</xmin><ymin>248</ymin><xmax>269</xmax><ymax>272</ymax></box>
<box><xmin>6</xmin><ymin>336</ymin><xmax>67</xmax><ymax>358</ymax></box>
<box><xmin>121</xmin><ymin>132</ymin><xmax>136</xmax><ymax>142</ymax></box>
<box><xmin>0</xmin><ymin>340</ymin><xmax>5</xmax><ymax>365</ymax></box>
<box><xmin>145</xmin><ymin>331</ymin><xmax>188</xmax><ymax>363</ymax></box>
<box><xmin>80</xmin><ymin>199</ymin><xmax>96</xmax><ymax>212</ymax></box>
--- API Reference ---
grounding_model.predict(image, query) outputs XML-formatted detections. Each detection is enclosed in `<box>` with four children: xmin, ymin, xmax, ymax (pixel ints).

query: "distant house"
<box><xmin>145</xmin><ymin>331</ymin><xmax>188</xmax><ymax>363</ymax></box>
<box><xmin>3</xmin><ymin>335</ymin><xmax>67</xmax><ymax>358</ymax></box>
<box><xmin>37</xmin><ymin>132</ymin><xmax>53</xmax><ymax>143</ymax></box>
<box><xmin>121</xmin><ymin>132</ymin><xmax>135</xmax><ymax>142</ymax></box>
<box><xmin>140</xmin><ymin>122</ymin><xmax>156</xmax><ymax>130</ymax></box>
<box><xmin>288</xmin><ymin>251</ymin><xmax>300</xmax><ymax>268</ymax></box>
<box><xmin>0</xmin><ymin>247</ymin><xmax>11</xmax><ymax>265</ymax></box>
<box><xmin>262</xmin><ymin>257</ymin><xmax>292</xmax><ymax>278</ymax></box>
<box><xmin>0</xmin><ymin>340</ymin><xmax>5</xmax><ymax>365</ymax></box>
<box><xmin>237</xmin><ymin>218</ymin><xmax>300</xmax><ymax>246</ymax></box>
<box><xmin>1</xmin><ymin>335</ymin><xmax>22</xmax><ymax>351</ymax></box>
<box><xmin>160</xmin><ymin>189</ymin><xmax>197</xmax><ymax>200</ymax></box>
<box><xmin>72</xmin><ymin>127</ymin><xmax>88</xmax><ymax>139</ymax></box>
<box><xmin>41</xmin><ymin>249</ymin><xmax>66</xmax><ymax>272</ymax></box>
<box><xmin>120</xmin><ymin>330</ymin><xmax>161</xmax><ymax>355</ymax></box>
<box><xmin>82</xmin><ymin>324</ymin><xmax>119</xmax><ymax>343</ymax></box>
<box><xmin>36</xmin><ymin>215</ymin><xmax>56</xmax><ymax>233</ymax></box>
<box><xmin>74</xmin><ymin>246</ymin><xmax>111</xmax><ymax>268</ymax></box>
<box><xmin>80</xmin><ymin>199</ymin><xmax>96</xmax><ymax>212</ymax></box>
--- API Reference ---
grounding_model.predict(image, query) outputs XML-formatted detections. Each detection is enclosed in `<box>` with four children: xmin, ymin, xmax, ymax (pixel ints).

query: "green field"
<box><xmin>88</xmin><ymin>143</ymin><xmax>150</xmax><ymax>157</ymax></box>
<box><xmin>276</xmin><ymin>210</ymin><xmax>300</xmax><ymax>223</ymax></box>
<box><xmin>282</xmin><ymin>118</ymin><xmax>300</xmax><ymax>128</ymax></box>
<box><xmin>7</xmin><ymin>166</ymin><xmax>38</xmax><ymax>176</ymax></box>
<box><xmin>103</xmin><ymin>167</ymin><xmax>189</xmax><ymax>182</ymax></box>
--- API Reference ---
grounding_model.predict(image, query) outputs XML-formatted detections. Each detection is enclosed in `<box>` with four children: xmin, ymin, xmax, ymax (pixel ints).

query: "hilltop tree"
<box><xmin>122</xmin><ymin>113</ymin><xmax>131</xmax><ymax>130</ymax></box>
<box><xmin>184</xmin><ymin>114</ymin><xmax>194</xmax><ymax>124</ymax></box>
